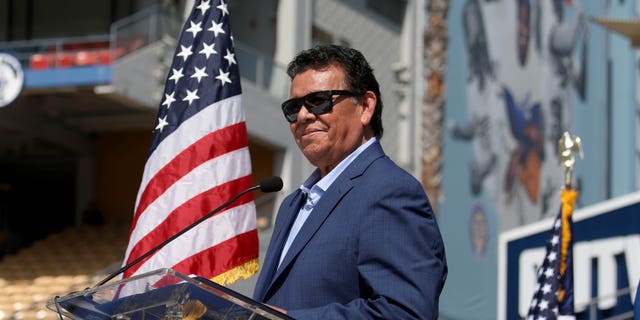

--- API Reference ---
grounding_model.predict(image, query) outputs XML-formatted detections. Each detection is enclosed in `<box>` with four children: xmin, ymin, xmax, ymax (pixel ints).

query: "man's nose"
<box><xmin>296</xmin><ymin>105</ymin><xmax>315</xmax><ymax>122</ymax></box>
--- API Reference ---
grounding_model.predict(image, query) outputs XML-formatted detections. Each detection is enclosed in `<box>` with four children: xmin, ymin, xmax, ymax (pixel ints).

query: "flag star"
<box><xmin>547</xmin><ymin>252</ymin><xmax>557</xmax><ymax>262</ymax></box>
<box><xmin>169</xmin><ymin>68</ymin><xmax>184</xmax><ymax>83</ymax></box>
<box><xmin>215</xmin><ymin>68</ymin><xmax>231</xmax><ymax>85</ymax></box>
<box><xmin>191</xmin><ymin>66</ymin><xmax>208</xmax><ymax>82</ymax></box>
<box><xmin>183</xmin><ymin>89</ymin><xmax>200</xmax><ymax>105</ymax></box>
<box><xmin>538</xmin><ymin>299</ymin><xmax>549</xmax><ymax>310</ymax></box>
<box><xmin>223</xmin><ymin>49</ymin><xmax>236</xmax><ymax>65</ymax></box>
<box><xmin>544</xmin><ymin>267</ymin><xmax>555</xmax><ymax>278</ymax></box>
<box><xmin>186</xmin><ymin>20</ymin><xmax>202</xmax><ymax>38</ymax></box>
<box><xmin>554</xmin><ymin>219</ymin><xmax>561</xmax><ymax>229</ymax></box>
<box><xmin>551</xmin><ymin>235</ymin><xmax>559</xmax><ymax>246</ymax></box>
<box><xmin>217</xmin><ymin>0</ymin><xmax>229</xmax><ymax>16</ymax></box>
<box><xmin>162</xmin><ymin>91</ymin><xmax>176</xmax><ymax>108</ymax></box>
<box><xmin>196</xmin><ymin>0</ymin><xmax>211</xmax><ymax>15</ymax></box>
<box><xmin>208</xmin><ymin>20</ymin><xmax>226</xmax><ymax>37</ymax></box>
<box><xmin>177</xmin><ymin>45</ymin><xmax>193</xmax><ymax>62</ymax></box>
<box><xmin>199</xmin><ymin>42</ymin><xmax>217</xmax><ymax>58</ymax></box>
<box><xmin>537</xmin><ymin>316</ymin><xmax>547</xmax><ymax>320</ymax></box>
<box><xmin>155</xmin><ymin>115</ymin><xmax>169</xmax><ymax>132</ymax></box>
<box><xmin>541</xmin><ymin>283</ymin><xmax>552</xmax><ymax>294</ymax></box>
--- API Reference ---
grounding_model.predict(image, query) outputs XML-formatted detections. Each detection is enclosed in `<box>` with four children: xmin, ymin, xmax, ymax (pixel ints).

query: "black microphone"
<box><xmin>260</xmin><ymin>175</ymin><xmax>283</xmax><ymax>193</ymax></box>
<box><xmin>95</xmin><ymin>176</ymin><xmax>283</xmax><ymax>287</ymax></box>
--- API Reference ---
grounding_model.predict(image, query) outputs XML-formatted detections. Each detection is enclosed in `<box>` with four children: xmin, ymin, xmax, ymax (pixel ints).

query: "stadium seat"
<box><xmin>29</xmin><ymin>54</ymin><xmax>50</xmax><ymax>70</ymax></box>
<box><xmin>56</xmin><ymin>54</ymin><xmax>73</xmax><ymax>68</ymax></box>
<box><xmin>0</xmin><ymin>223</ymin><xmax>129</xmax><ymax>320</ymax></box>
<box><xmin>74</xmin><ymin>51</ymin><xmax>99</xmax><ymax>66</ymax></box>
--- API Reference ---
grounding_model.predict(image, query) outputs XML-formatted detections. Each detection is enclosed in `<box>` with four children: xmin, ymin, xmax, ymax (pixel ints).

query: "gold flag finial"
<box><xmin>557</xmin><ymin>131</ymin><xmax>583</xmax><ymax>188</ymax></box>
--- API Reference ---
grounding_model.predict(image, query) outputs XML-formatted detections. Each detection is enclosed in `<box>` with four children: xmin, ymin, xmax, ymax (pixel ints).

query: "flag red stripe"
<box><xmin>131</xmin><ymin>122</ymin><xmax>248</xmax><ymax>233</ymax></box>
<box><xmin>171</xmin><ymin>229</ymin><xmax>259</xmax><ymax>279</ymax></box>
<box><xmin>123</xmin><ymin>175</ymin><xmax>254</xmax><ymax>277</ymax></box>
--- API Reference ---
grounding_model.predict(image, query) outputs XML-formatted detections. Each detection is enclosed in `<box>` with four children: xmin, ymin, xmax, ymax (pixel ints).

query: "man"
<box><xmin>253</xmin><ymin>45</ymin><xmax>447</xmax><ymax>319</ymax></box>
<box><xmin>635</xmin><ymin>279</ymin><xmax>639</xmax><ymax>320</ymax></box>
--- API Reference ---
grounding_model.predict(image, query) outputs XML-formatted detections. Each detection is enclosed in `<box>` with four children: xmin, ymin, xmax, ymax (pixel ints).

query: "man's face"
<box><xmin>288</xmin><ymin>64</ymin><xmax>373</xmax><ymax>176</ymax></box>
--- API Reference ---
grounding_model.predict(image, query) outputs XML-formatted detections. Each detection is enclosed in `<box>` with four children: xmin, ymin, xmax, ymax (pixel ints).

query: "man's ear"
<box><xmin>360</xmin><ymin>91</ymin><xmax>376</xmax><ymax>126</ymax></box>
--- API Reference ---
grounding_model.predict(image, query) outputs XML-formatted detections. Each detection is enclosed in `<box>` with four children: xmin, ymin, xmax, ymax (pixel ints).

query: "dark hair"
<box><xmin>286</xmin><ymin>45</ymin><xmax>384</xmax><ymax>139</ymax></box>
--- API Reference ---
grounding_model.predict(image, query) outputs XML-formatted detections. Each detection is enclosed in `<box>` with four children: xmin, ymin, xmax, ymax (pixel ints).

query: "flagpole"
<box><xmin>526</xmin><ymin>131</ymin><xmax>583</xmax><ymax>319</ymax></box>
<box><xmin>556</xmin><ymin>131</ymin><xmax>582</xmax><ymax>319</ymax></box>
<box><xmin>557</xmin><ymin>131</ymin><xmax>583</xmax><ymax>189</ymax></box>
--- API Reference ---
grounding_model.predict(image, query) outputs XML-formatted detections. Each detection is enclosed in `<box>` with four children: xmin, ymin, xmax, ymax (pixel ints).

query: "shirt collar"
<box><xmin>300</xmin><ymin>137</ymin><xmax>377</xmax><ymax>196</ymax></box>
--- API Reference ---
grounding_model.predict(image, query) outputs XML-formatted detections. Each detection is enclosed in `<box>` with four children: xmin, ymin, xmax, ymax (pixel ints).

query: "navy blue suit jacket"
<box><xmin>253</xmin><ymin>141</ymin><xmax>447</xmax><ymax>319</ymax></box>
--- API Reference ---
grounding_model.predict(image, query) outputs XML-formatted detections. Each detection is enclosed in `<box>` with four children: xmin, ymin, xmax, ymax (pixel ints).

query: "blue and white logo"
<box><xmin>0</xmin><ymin>53</ymin><xmax>24</xmax><ymax>108</ymax></box>
<box><xmin>498</xmin><ymin>192</ymin><xmax>640</xmax><ymax>319</ymax></box>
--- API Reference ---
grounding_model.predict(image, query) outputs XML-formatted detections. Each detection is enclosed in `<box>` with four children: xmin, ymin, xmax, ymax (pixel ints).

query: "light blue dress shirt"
<box><xmin>277</xmin><ymin>138</ymin><xmax>378</xmax><ymax>268</ymax></box>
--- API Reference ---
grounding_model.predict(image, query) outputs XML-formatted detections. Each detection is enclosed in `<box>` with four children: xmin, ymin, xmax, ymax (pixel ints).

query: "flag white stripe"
<box><xmin>130</xmin><ymin>202</ymin><xmax>256</xmax><ymax>277</ymax></box>
<box><xmin>124</xmin><ymin>147</ymin><xmax>251</xmax><ymax>260</ymax></box>
<box><xmin>135</xmin><ymin>95</ymin><xmax>245</xmax><ymax>209</ymax></box>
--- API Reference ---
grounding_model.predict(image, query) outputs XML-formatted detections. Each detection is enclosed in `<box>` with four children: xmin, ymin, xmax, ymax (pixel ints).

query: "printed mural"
<box><xmin>449</xmin><ymin>0</ymin><xmax>587</xmax><ymax>231</ymax></box>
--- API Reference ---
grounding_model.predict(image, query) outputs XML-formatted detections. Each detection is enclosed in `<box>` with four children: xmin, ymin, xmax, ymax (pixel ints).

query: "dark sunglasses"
<box><xmin>281</xmin><ymin>90</ymin><xmax>360</xmax><ymax>123</ymax></box>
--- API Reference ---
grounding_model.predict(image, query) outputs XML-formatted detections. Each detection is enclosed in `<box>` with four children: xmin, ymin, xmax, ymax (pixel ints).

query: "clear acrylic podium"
<box><xmin>46</xmin><ymin>268</ymin><xmax>292</xmax><ymax>320</ymax></box>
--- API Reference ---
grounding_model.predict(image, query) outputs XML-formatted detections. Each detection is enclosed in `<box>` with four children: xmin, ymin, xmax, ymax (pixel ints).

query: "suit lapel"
<box><xmin>266</xmin><ymin>141</ymin><xmax>387</xmax><ymax>292</ymax></box>
<box><xmin>254</xmin><ymin>190</ymin><xmax>306</xmax><ymax>301</ymax></box>
<box><xmin>271</xmin><ymin>178</ymin><xmax>354</xmax><ymax>283</ymax></box>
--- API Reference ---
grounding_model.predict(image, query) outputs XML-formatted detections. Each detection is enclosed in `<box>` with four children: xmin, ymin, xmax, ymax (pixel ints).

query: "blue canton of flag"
<box><xmin>122</xmin><ymin>0</ymin><xmax>258</xmax><ymax>285</ymax></box>
<box><xmin>527</xmin><ymin>188</ymin><xmax>577</xmax><ymax>320</ymax></box>
<box><xmin>152</xmin><ymin>0</ymin><xmax>241</xmax><ymax>147</ymax></box>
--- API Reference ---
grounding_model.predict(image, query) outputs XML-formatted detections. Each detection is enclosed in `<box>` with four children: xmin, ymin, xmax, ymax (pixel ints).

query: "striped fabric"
<box><xmin>121</xmin><ymin>0</ymin><xmax>258</xmax><ymax>285</ymax></box>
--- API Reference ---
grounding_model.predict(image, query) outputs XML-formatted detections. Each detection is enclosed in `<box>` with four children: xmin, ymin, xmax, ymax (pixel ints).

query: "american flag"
<box><xmin>121</xmin><ymin>0</ymin><xmax>258</xmax><ymax>285</ymax></box>
<box><xmin>526</xmin><ymin>188</ymin><xmax>578</xmax><ymax>320</ymax></box>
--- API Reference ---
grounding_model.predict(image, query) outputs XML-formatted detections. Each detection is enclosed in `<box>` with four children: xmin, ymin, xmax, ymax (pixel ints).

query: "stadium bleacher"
<box><xmin>0</xmin><ymin>223</ymin><xmax>129</xmax><ymax>320</ymax></box>
<box><xmin>29</xmin><ymin>48</ymin><xmax>125</xmax><ymax>70</ymax></box>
